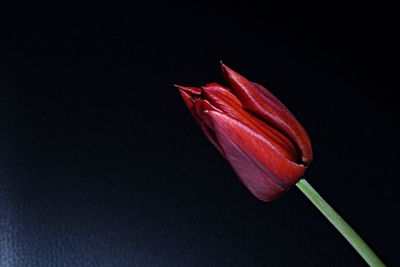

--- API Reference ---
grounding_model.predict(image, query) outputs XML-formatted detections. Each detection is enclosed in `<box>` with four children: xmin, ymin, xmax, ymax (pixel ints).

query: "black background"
<box><xmin>1</xmin><ymin>1</ymin><xmax>399</xmax><ymax>266</ymax></box>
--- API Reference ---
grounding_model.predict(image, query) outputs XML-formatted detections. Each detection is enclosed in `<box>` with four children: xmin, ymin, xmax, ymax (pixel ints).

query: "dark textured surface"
<box><xmin>1</xmin><ymin>2</ymin><xmax>399</xmax><ymax>266</ymax></box>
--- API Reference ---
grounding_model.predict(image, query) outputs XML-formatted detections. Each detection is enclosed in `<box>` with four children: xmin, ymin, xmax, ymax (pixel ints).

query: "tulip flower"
<box><xmin>176</xmin><ymin>63</ymin><xmax>312</xmax><ymax>201</ymax></box>
<box><xmin>176</xmin><ymin>62</ymin><xmax>385</xmax><ymax>267</ymax></box>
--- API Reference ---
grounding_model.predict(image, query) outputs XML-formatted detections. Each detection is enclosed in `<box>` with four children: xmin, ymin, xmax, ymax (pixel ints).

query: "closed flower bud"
<box><xmin>176</xmin><ymin>63</ymin><xmax>312</xmax><ymax>201</ymax></box>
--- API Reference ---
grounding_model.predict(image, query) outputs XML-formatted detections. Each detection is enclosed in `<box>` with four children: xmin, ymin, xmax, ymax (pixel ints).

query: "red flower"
<box><xmin>176</xmin><ymin>63</ymin><xmax>313</xmax><ymax>201</ymax></box>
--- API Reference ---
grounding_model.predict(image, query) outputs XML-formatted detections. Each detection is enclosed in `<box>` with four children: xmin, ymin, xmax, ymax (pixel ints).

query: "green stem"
<box><xmin>296</xmin><ymin>179</ymin><xmax>385</xmax><ymax>267</ymax></box>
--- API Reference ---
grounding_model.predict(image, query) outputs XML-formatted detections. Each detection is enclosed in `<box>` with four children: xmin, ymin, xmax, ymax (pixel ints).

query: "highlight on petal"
<box><xmin>220</xmin><ymin>63</ymin><xmax>313</xmax><ymax>165</ymax></box>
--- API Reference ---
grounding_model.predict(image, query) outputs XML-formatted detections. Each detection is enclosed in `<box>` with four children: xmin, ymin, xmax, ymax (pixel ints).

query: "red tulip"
<box><xmin>176</xmin><ymin>63</ymin><xmax>312</xmax><ymax>201</ymax></box>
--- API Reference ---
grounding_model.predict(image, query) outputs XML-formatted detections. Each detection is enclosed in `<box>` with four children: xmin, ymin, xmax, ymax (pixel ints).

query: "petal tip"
<box><xmin>220</xmin><ymin>61</ymin><xmax>229</xmax><ymax>76</ymax></box>
<box><xmin>220</xmin><ymin>63</ymin><xmax>245</xmax><ymax>86</ymax></box>
<box><xmin>174</xmin><ymin>84</ymin><xmax>188</xmax><ymax>91</ymax></box>
<box><xmin>174</xmin><ymin>85</ymin><xmax>202</xmax><ymax>95</ymax></box>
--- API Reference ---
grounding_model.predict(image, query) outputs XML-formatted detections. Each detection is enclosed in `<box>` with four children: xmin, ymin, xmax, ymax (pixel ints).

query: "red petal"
<box><xmin>202</xmin><ymin>84</ymin><xmax>299</xmax><ymax>162</ymax></box>
<box><xmin>192</xmin><ymin>99</ymin><xmax>224</xmax><ymax>155</ymax></box>
<box><xmin>175</xmin><ymin>85</ymin><xmax>202</xmax><ymax>95</ymax></box>
<box><xmin>176</xmin><ymin>85</ymin><xmax>202</xmax><ymax>110</ymax></box>
<box><xmin>206</xmin><ymin>111</ymin><xmax>305</xmax><ymax>201</ymax></box>
<box><xmin>202</xmin><ymin>82</ymin><xmax>242</xmax><ymax>106</ymax></box>
<box><xmin>221</xmin><ymin>63</ymin><xmax>313</xmax><ymax>165</ymax></box>
<box><xmin>179</xmin><ymin>90</ymin><xmax>195</xmax><ymax>109</ymax></box>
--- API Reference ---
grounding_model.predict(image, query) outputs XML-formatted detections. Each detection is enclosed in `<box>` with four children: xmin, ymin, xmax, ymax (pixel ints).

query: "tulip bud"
<box><xmin>176</xmin><ymin>63</ymin><xmax>312</xmax><ymax>201</ymax></box>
